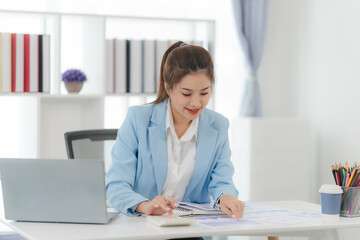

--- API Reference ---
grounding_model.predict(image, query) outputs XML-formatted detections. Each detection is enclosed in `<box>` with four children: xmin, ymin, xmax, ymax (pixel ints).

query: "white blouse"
<box><xmin>161</xmin><ymin>100</ymin><xmax>199</xmax><ymax>202</ymax></box>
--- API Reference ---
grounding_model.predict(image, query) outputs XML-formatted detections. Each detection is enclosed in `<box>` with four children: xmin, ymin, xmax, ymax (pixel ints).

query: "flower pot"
<box><xmin>65</xmin><ymin>81</ymin><xmax>84</xmax><ymax>93</ymax></box>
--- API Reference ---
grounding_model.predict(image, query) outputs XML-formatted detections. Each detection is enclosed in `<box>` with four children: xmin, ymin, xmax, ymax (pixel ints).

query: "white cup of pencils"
<box><xmin>332</xmin><ymin>162</ymin><xmax>360</xmax><ymax>217</ymax></box>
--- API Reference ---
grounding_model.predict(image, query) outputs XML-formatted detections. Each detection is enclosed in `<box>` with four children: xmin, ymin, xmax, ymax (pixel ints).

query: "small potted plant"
<box><xmin>62</xmin><ymin>69</ymin><xmax>87</xmax><ymax>93</ymax></box>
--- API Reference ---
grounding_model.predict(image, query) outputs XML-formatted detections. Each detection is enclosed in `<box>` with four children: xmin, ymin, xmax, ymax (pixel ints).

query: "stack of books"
<box><xmin>0</xmin><ymin>33</ymin><xmax>50</xmax><ymax>94</ymax></box>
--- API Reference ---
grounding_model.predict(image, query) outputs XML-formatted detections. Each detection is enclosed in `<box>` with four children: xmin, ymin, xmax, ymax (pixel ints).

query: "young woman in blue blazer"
<box><xmin>106</xmin><ymin>41</ymin><xmax>244</xmax><ymax>220</ymax></box>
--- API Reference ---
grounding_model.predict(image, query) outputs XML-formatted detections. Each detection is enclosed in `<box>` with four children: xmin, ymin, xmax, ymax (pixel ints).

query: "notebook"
<box><xmin>173</xmin><ymin>202</ymin><xmax>226</xmax><ymax>217</ymax></box>
<box><xmin>0</xmin><ymin>158</ymin><xmax>119</xmax><ymax>224</ymax></box>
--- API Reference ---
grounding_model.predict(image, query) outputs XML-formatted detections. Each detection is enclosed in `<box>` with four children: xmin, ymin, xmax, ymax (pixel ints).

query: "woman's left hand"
<box><xmin>218</xmin><ymin>194</ymin><xmax>245</xmax><ymax>220</ymax></box>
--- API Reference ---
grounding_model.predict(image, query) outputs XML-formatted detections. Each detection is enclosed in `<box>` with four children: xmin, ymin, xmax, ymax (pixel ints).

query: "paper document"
<box><xmin>194</xmin><ymin>215</ymin><xmax>264</xmax><ymax>228</ymax></box>
<box><xmin>173</xmin><ymin>202</ymin><xmax>226</xmax><ymax>217</ymax></box>
<box><xmin>191</xmin><ymin>202</ymin><xmax>322</xmax><ymax>228</ymax></box>
<box><xmin>243</xmin><ymin>202</ymin><xmax>322</xmax><ymax>225</ymax></box>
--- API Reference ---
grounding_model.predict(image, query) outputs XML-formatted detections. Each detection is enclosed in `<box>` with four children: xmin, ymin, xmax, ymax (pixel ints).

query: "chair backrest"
<box><xmin>64</xmin><ymin>129</ymin><xmax>118</xmax><ymax>172</ymax></box>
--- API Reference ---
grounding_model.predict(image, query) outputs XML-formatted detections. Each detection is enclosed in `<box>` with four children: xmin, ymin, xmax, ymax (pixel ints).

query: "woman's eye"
<box><xmin>182</xmin><ymin>93</ymin><xmax>191</xmax><ymax>97</ymax></box>
<box><xmin>201</xmin><ymin>92</ymin><xmax>209</xmax><ymax>96</ymax></box>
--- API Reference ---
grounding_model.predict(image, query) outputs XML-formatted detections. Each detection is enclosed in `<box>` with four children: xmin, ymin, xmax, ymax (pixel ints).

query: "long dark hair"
<box><xmin>153</xmin><ymin>41</ymin><xmax>214</xmax><ymax>104</ymax></box>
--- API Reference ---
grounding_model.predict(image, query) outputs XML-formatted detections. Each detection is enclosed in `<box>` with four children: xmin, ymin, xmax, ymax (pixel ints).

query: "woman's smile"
<box><xmin>186</xmin><ymin>107</ymin><xmax>201</xmax><ymax>115</ymax></box>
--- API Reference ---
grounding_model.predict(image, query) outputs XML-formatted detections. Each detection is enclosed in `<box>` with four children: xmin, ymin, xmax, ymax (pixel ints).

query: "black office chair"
<box><xmin>64</xmin><ymin>129</ymin><xmax>118</xmax><ymax>172</ymax></box>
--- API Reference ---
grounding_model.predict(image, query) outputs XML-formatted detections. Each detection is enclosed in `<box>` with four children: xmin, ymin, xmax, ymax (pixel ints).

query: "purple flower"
<box><xmin>62</xmin><ymin>69</ymin><xmax>87</xmax><ymax>83</ymax></box>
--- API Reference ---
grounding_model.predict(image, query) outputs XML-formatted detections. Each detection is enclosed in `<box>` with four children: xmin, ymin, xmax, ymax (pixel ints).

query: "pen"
<box><xmin>166</xmin><ymin>200</ymin><xmax>178</xmax><ymax>208</ymax></box>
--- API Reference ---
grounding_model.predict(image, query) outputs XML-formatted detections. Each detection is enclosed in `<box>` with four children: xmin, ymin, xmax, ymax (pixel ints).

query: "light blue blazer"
<box><xmin>106</xmin><ymin>100</ymin><xmax>238</xmax><ymax>216</ymax></box>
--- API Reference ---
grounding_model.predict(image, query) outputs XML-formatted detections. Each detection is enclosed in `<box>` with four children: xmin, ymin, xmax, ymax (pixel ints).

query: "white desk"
<box><xmin>1</xmin><ymin>201</ymin><xmax>360</xmax><ymax>240</ymax></box>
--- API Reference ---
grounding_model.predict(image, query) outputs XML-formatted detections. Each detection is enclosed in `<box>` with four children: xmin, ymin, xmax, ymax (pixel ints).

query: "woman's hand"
<box><xmin>135</xmin><ymin>196</ymin><xmax>177</xmax><ymax>216</ymax></box>
<box><xmin>218</xmin><ymin>194</ymin><xmax>245</xmax><ymax>220</ymax></box>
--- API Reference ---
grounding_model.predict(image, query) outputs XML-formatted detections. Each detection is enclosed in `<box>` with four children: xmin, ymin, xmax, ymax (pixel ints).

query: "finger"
<box><xmin>149</xmin><ymin>200</ymin><xmax>173</xmax><ymax>216</ymax></box>
<box><xmin>240</xmin><ymin>201</ymin><xmax>245</xmax><ymax>215</ymax></box>
<box><xmin>236</xmin><ymin>201</ymin><xmax>245</xmax><ymax>218</ymax></box>
<box><xmin>221</xmin><ymin>205</ymin><xmax>233</xmax><ymax>219</ymax></box>
<box><xmin>164</xmin><ymin>196</ymin><xmax>178</xmax><ymax>208</ymax></box>
<box><xmin>157</xmin><ymin>199</ymin><xmax>174</xmax><ymax>216</ymax></box>
<box><xmin>229</xmin><ymin>203</ymin><xmax>242</xmax><ymax>220</ymax></box>
<box><xmin>159</xmin><ymin>200</ymin><xmax>171</xmax><ymax>211</ymax></box>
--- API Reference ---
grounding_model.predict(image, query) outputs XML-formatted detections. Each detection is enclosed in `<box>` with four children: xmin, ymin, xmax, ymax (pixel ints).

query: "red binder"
<box><xmin>24</xmin><ymin>34</ymin><xmax>30</xmax><ymax>92</ymax></box>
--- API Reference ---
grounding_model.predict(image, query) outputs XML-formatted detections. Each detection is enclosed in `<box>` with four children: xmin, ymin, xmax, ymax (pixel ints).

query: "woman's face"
<box><xmin>166</xmin><ymin>72</ymin><xmax>212</xmax><ymax>124</ymax></box>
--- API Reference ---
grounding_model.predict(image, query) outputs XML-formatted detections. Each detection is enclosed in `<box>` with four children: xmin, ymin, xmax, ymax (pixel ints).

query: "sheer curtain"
<box><xmin>232</xmin><ymin>0</ymin><xmax>270</xmax><ymax>117</ymax></box>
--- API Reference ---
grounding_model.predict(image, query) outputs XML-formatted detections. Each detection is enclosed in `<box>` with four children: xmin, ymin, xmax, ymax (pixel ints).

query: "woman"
<box><xmin>106</xmin><ymin>41</ymin><xmax>244</xmax><ymax>220</ymax></box>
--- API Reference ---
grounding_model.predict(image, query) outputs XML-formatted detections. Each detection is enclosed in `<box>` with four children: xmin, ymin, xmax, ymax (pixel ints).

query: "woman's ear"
<box><xmin>164</xmin><ymin>82</ymin><xmax>170</xmax><ymax>95</ymax></box>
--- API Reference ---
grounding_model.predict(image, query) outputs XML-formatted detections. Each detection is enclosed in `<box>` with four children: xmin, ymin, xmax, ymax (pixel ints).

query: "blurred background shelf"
<box><xmin>0</xmin><ymin>9</ymin><xmax>215</xmax><ymax>159</ymax></box>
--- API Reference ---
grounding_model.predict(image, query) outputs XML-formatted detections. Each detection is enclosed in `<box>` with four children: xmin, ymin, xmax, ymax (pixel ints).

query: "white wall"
<box><xmin>259</xmin><ymin>2</ymin><xmax>360</xmax><ymax>238</ymax></box>
<box><xmin>260</xmin><ymin>0</ymin><xmax>360</xmax><ymax>201</ymax></box>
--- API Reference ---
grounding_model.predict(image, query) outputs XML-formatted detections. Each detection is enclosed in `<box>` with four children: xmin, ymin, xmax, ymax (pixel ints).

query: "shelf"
<box><xmin>0</xmin><ymin>9</ymin><xmax>216</xmax><ymax>23</ymax></box>
<box><xmin>0</xmin><ymin>93</ymin><xmax>156</xmax><ymax>98</ymax></box>
<box><xmin>105</xmin><ymin>93</ymin><xmax>157</xmax><ymax>97</ymax></box>
<box><xmin>0</xmin><ymin>9</ymin><xmax>215</xmax><ymax>96</ymax></box>
<box><xmin>0</xmin><ymin>9</ymin><xmax>215</xmax><ymax>159</ymax></box>
<box><xmin>39</xmin><ymin>94</ymin><xmax>104</xmax><ymax>100</ymax></box>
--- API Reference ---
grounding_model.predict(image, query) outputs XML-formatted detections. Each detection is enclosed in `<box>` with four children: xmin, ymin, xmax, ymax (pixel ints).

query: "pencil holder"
<box><xmin>340</xmin><ymin>186</ymin><xmax>360</xmax><ymax>217</ymax></box>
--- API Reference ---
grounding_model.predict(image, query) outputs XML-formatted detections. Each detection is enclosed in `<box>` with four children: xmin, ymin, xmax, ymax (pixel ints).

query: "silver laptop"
<box><xmin>0</xmin><ymin>158</ymin><xmax>118</xmax><ymax>224</ymax></box>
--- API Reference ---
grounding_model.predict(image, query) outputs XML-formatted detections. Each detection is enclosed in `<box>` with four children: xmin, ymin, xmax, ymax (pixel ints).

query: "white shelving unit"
<box><xmin>0</xmin><ymin>9</ymin><xmax>216</xmax><ymax>159</ymax></box>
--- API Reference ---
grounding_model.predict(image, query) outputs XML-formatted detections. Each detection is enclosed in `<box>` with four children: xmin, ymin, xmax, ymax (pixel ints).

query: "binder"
<box><xmin>42</xmin><ymin>35</ymin><xmax>50</xmax><ymax>93</ymax></box>
<box><xmin>1</xmin><ymin>33</ymin><xmax>11</xmax><ymax>93</ymax></box>
<box><xmin>126</xmin><ymin>39</ymin><xmax>130</xmax><ymax>93</ymax></box>
<box><xmin>24</xmin><ymin>34</ymin><xmax>30</xmax><ymax>92</ymax></box>
<box><xmin>11</xmin><ymin>33</ymin><xmax>16</xmax><ymax>92</ymax></box>
<box><xmin>143</xmin><ymin>40</ymin><xmax>155</xmax><ymax>93</ymax></box>
<box><xmin>15</xmin><ymin>33</ymin><xmax>24</xmax><ymax>92</ymax></box>
<box><xmin>115</xmin><ymin>39</ymin><xmax>126</xmax><ymax>93</ymax></box>
<box><xmin>129</xmin><ymin>40</ymin><xmax>142</xmax><ymax>93</ymax></box>
<box><xmin>106</xmin><ymin>39</ymin><xmax>115</xmax><ymax>93</ymax></box>
<box><xmin>155</xmin><ymin>40</ymin><xmax>169</xmax><ymax>92</ymax></box>
<box><xmin>38</xmin><ymin>35</ymin><xmax>43</xmax><ymax>92</ymax></box>
<box><xmin>29</xmin><ymin>34</ymin><xmax>38</xmax><ymax>92</ymax></box>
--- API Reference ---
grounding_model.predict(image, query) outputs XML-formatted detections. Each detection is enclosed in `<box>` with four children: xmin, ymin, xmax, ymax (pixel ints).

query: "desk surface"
<box><xmin>2</xmin><ymin>200</ymin><xmax>360</xmax><ymax>240</ymax></box>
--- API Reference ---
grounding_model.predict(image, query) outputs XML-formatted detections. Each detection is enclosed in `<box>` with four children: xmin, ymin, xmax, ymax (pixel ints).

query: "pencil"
<box><xmin>339</xmin><ymin>164</ymin><xmax>343</xmax><ymax>186</ymax></box>
<box><xmin>355</xmin><ymin>171</ymin><xmax>360</xmax><ymax>187</ymax></box>
<box><xmin>332</xmin><ymin>166</ymin><xmax>336</xmax><ymax>184</ymax></box>
<box><xmin>348</xmin><ymin>169</ymin><xmax>358</xmax><ymax>187</ymax></box>
<box><xmin>335</xmin><ymin>171</ymin><xmax>340</xmax><ymax>186</ymax></box>
<box><xmin>332</xmin><ymin>166</ymin><xmax>339</xmax><ymax>185</ymax></box>
<box><xmin>347</xmin><ymin>169</ymin><xmax>356</xmax><ymax>187</ymax></box>
<box><xmin>345</xmin><ymin>172</ymin><xmax>350</xmax><ymax>187</ymax></box>
<box><xmin>350</xmin><ymin>170</ymin><xmax>360</xmax><ymax>187</ymax></box>
<box><xmin>342</xmin><ymin>168</ymin><xmax>347</xmax><ymax>186</ymax></box>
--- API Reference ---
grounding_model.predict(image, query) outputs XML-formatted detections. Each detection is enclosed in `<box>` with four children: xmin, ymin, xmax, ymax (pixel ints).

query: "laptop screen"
<box><xmin>0</xmin><ymin>158</ymin><xmax>113</xmax><ymax>224</ymax></box>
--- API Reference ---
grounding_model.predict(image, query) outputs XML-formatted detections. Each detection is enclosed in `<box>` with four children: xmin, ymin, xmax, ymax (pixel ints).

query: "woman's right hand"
<box><xmin>135</xmin><ymin>196</ymin><xmax>177</xmax><ymax>216</ymax></box>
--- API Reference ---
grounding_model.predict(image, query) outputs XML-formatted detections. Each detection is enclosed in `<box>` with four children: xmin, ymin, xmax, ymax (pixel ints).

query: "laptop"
<box><xmin>0</xmin><ymin>158</ymin><xmax>119</xmax><ymax>224</ymax></box>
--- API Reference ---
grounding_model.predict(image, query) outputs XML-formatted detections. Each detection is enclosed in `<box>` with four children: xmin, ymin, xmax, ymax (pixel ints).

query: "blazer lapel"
<box><xmin>184</xmin><ymin>109</ymin><xmax>218</xmax><ymax>197</ymax></box>
<box><xmin>148</xmin><ymin>101</ymin><xmax>168</xmax><ymax>195</ymax></box>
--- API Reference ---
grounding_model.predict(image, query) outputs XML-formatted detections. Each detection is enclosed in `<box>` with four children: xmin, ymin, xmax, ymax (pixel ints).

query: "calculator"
<box><xmin>146</xmin><ymin>216</ymin><xmax>196</xmax><ymax>227</ymax></box>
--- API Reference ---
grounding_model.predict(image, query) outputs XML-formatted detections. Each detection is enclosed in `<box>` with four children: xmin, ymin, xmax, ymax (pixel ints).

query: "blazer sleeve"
<box><xmin>207</xmin><ymin>118</ymin><xmax>239</xmax><ymax>204</ymax></box>
<box><xmin>106</xmin><ymin>107</ymin><xmax>149</xmax><ymax>216</ymax></box>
